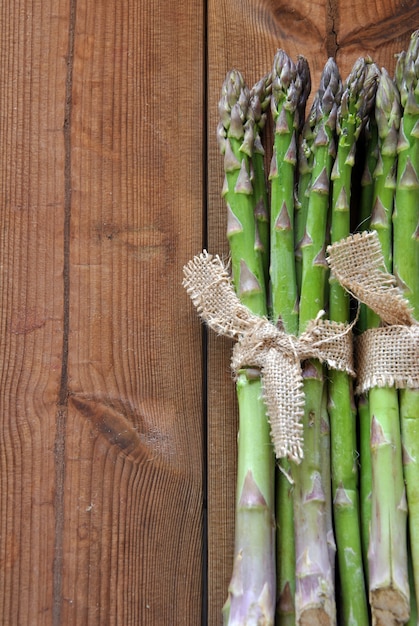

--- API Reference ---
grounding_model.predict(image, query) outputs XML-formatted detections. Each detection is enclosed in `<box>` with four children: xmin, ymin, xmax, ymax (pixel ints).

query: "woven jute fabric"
<box><xmin>183</xmin><ymin>251</ymin><xmax>354</xmax><ymax>462</ymax></box>
<box><xmin>355</xmin><ymin>326</ymin><xmax>419</xmax><ymax>393</ymax></box>
<box><xmin>327</xmin><ymin>230</ymin><xmax>419</xmax><ymax>394</ymax></box>
<box><xmin>327</xmin><ymin>231</ymin><xmax>414</xmax><ymax>326</ymax></box>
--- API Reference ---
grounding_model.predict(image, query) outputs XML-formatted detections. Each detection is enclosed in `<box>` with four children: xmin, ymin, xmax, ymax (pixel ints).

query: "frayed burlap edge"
<box><xmin>327</xmin><ymin>231</ymin><xmax>419</xmax><ymax>394</ymax></box>
<box><xmin>183</xmin><ymin>251</ymin><xmax>354</xmax><ymax>462</ymax></box>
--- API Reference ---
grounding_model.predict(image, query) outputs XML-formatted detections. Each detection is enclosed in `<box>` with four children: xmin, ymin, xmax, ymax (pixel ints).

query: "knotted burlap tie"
<box><xmin>183</xmin><ymin>251</ymin><xmax>355</xmax><ymax>462</ymax></box>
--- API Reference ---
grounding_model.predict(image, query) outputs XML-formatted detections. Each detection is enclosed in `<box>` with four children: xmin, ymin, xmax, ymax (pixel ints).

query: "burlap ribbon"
<box><xmin>327</xmin><ymin>230</ymin><xmax>419</xmax><ymax>394</ymax></box>
<box><xmin>183</xmin><ymin>251</ymin><xmax>354</xmax><ymax>462</ymax></box>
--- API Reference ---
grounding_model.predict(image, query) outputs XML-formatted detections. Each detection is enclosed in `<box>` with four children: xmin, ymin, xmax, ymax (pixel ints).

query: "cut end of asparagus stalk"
<box><xmin>299</xmin><ymin>608</ymin><xmax>334</xmax><ymax>626</ymax></box>
<box><xmin>368</xmin><ymin>393</ymin><xmax>410</xmax><ymax>625</ymax></box>
<box><xmin>369</xmin><ymin>588</ymin><xmax>410</xmax><ymax>625</ymax></box>
<box><xmin>295</xmin><ymin>558</ymin><xmax>336</xmax><ymax>625</ymax></box>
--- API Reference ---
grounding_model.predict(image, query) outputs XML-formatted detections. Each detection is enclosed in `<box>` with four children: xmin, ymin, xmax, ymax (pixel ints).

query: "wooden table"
<box><xmin>0</xmin><ymin>1</ymin><xmax>417</xmax><ymax>623</ymax></box>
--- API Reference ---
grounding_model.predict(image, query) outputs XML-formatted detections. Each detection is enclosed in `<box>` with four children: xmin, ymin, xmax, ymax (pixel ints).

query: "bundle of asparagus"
<box><xmin>184</xmin><ymin>28</ymin><xmax>419</xmax><ymax>626</ymax></box>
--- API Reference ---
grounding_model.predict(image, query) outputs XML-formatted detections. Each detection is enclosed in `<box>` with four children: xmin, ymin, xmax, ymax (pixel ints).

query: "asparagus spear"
<box><xmin>218</xmin><ymin>70</ymin><xmax>276</xmax><ymax>625</ymax></box>
<box><xmin>217</xmin><ymin>71</ymin><xmax>266</xmax><ymax>314</ymax></box>
<box><xmin>357</xmin><ymin>393</ymin><xmax>372</xmax><ymax>578</ymax></box>
<box><xmin>367</xmin><ymin>64</ymin><xmax>408</xmax><ymax>625</ymax></box>
<box><xmin>269</xmin><ymin>50</ymin><xmax>299</xmax><ymax>626</ymax></box>
<box><xmin>328</xmin><ymin>57</ymin><xmax>377</xmax><ymax>626</ymax></box>
<box><xmin>394</xmin><ymin>30</ymin><xmax>419</xmax><ymax>617</ymax></box>
<box><xmin>269</xmin><ymin>50</ymin><xmax>310</xmax><ymax>626</ymax></box>
<box><xmin>269</xmin><ymin>49</ymin><xmax>301</xmax><ymax>332</ymax></box>
<box><xmin>249</xmin><ymin>73</ymin><xmax>272</xmax><ymax>286</ymax></box>
<box><xmin>295</xmin><ymin>97</ymin><xmax>317</xmax><ymax>293</ymax></box>
<box><xmin>296</xmin><ymin>55</ymin><xmax>312</xmax><ymax>135</ymax></box>
<box><xmin>356</xmin><ymin>66</ymin><xmax>380</xmax><ymax>362</ymax></box>
<box><xmin>292</xmin><ymin>58</ymin><xmax>342</xmax><ymax>626</ymax></box>
<box><xmin>368</xmin><ymin>67</ymin><xmax>400</xmax><ymax>319</ymax></box>
<box><xmin>394</xmin><ymin>35</ymin><xmax>419</xmax><ymax>314</ymax></box>
<box><xmin>368</xmin><ymin>391</ymin><xmax>409</xmax><ymax>625</ymax></box>
<box><xmin>355</xmin><ymin>67</ymin><xmax>381</xmax><ymax>574</ymax></box>
<box><xmin>320</xmin><ymin>382</ymin><xmax>335</xmax><ymax>589</ymax></box>
<box><xmin>358</xmin><ymin>114</ymin><xmax>379</xmax><ymax>231</ymax></box>
<box><xmin>407</xmin><ymin>546</ymin><xmax>419</xmax><ymax>626</ymax></box>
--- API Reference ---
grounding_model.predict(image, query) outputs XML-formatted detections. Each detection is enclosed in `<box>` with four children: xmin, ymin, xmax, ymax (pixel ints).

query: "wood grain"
<box><xmin>0</xmin><ymin>0</ymin><xmax>68</xmax><ymax>623</ymax></box>
<box><xmin>206</xmin><ymin>1</ymin><xmax>418</xmax><ymax>623</ymax></box>
<box><xmin>0</xmin><ymin>0</ymin><xmax>418</xmax><ymax>623</ymax></box>
<box><xmin>61</xmin><ymin>0</ymin><xmax>204</xmax><ymax>623</ymax></box>
<box><xmin>0</xmin><ymin>0</ymin><xmax>204</xmax><ymax>624</ymax></box>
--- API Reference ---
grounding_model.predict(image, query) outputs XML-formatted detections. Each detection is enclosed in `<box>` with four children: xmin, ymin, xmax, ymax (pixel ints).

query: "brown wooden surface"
<box><xmin>0</xmin><ymin>0</ymin><xmax>204</xmax><ymax>624</ymax></box>
<box><xmin>0</xmin><ymin>0</ymin><xmax>417</xmax><ymax>624</ymax></box>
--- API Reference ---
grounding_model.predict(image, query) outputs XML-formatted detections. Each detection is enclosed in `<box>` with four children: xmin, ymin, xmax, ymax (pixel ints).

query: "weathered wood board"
<box><xmin>0</xmin><ymin>0</ymin><xmax>203</xmax><ymax>623</ymax></box>
<box><xmin>0</xmin><ymin>0</ymin><xmax>417</xmax><ymax>624</ymax></box>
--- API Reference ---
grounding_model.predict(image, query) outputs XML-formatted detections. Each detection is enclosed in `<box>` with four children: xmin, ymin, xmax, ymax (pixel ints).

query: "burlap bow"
<box><xmin>327</xmin><ymin>230</ymin><xmax>419</xmax><ymax>394</ymax></box>
<box><xmin>183</xmin><ymin>251</ymin><xmax>355</xmax><ymax>462</ymax></box>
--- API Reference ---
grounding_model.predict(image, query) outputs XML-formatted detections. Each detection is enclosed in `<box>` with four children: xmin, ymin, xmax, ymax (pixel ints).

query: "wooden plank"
<box><xmin>59</xmin><ymin>0</ymin><xmax>204</xmax><ymax>624</ymax></box>
<box><xmin>0</xmin><ymin>0</ymin><xmax>204</xmax><ymax>624</ymax></box>
<box><xmin>1</xmin><ymin>0</ymin><xmax>418</xmax><ymax>623</ymax></box>
<box><xmin>206</xmin><ymin>1</ymin><xmax>419</xmax><ymax>622</ymax></box>
<box><xmin>0</xmin><ymin>1</ymin><xmax>69</xmax><ymax>623</ymax></box>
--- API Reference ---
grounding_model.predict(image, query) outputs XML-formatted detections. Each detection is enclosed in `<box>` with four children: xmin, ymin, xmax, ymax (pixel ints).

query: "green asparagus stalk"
<box><xmin>357</xmin><ymin>393</ymin><xmax>372</xmax><ymax>578</ymax></box>
<box><xmin>275</xmin><ymin>465</ymin><xmax>295</xmax><ymax>626</ymax></box>
<box><xmin>368</xmin><ymin>390</ymin><xmax>409</xmax><ymax>624</ymax></box>
<box><xmin>217</xmin><ymin>71</ymin><xmax>267</xmax><ymax>314</ymax></box>
<box><xmin>320</xmin><ymin>383</ymin><xmax>335</xmax><ymax>586</ymax></box>
<box><xmin>358</xmin><ymin>115</ymin><xmax>379</xmax><ymax>231</ymax></box>
<box><xmin>295</xmin><ymin>97</ymin><xmax>317</xmax><ymax>293</ymax></box>
<box><xmin>368</xmin><ymin>67</ymin><xmax>400</xmax><ymax>324</ymax></box>
<box><xmin>217</xmin><ymin>70</ymin><xmax>275</xmax><ymax>625</ymax></box>
<box><xmin>394</xmin><ymin>50</ymin><xmax>406</xmax><ymax>97</ymax></box>
<box><xmin>407</xmin><ymin>539</ymin><xmax>419</xmax><ymax>626</ymax></box>
<box><xmin>269</xmin><ymin>50</ymin><xmax>310</xmax><ymax>626</ymax></box>
<box><xmin>328</xmin><ymin>57</ymin><xmax>377</xmax><ymax>626</ymax></box>
<box><xmin>356</xmin><ymin>101</ymin><xmax>380</xmax><ymax>342</ymax></box>
<box><xmin>366</xmin><ymin>65</ymin><xmax>409</xmax><ymax>624</ymax></box>
<box><xmin>298</xmin><ymin>58</ymin><xmax>341</xmax><ymax>328</ymax></box>
<box><xmin>293</xmin><ymin>55</ymin><xmax>313</xmax><ymax>293</ymax></box>
<box><xmin>249</xmin><ymin>73</ymin><xmax>272</xmax><ymax>286</ymax></box>
<box><xmin>292</xmin><ymin>58</ymin><xmax>342</xmax><ymax>625</ymax></box>
<box><xmin>394</xmin><ymin>35</ymin><xmax>419</xmax><ymax>314</ymax></box>
<box><xmin>355</xmin><ymin>68</ymin><xmax>381</xmax><ymax>575</ymax></box>
<box><xmin>394</xmin><ymin>29</ymin><xmax>419</xmax><ymax>617</ymax></box>
<box><xmin>270</xmin><ymin>50</ymin><xmax>299</xmax><ymax>626</ymax></box>
<box><xmin>269</xmin><ymin>49</ymin><xmax>301</xmax><ymax>332</ymax></box>
<box><xmin>295</xmin><ymin>55</ymin><xmax>312</xmax><ymax>135</ymax></box>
